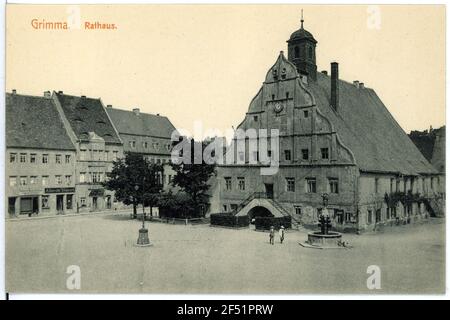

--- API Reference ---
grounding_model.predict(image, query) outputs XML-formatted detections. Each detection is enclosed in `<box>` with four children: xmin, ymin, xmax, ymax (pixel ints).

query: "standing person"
<box><xmin>269</xmin><ymin>226</ymin><xmax>275</xmax><ymax>245</ymax></box>
<box><xmin>279</xmin><ymin>225</ymin><xmax>285</xmax><ymax>244</ymax></box>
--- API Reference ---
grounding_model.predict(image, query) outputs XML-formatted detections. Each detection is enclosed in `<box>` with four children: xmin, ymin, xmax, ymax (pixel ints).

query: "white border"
<box><xmin>1</xmin><ymin>0</ymin><xmax>449</xmax><ymax>300</ymax></box>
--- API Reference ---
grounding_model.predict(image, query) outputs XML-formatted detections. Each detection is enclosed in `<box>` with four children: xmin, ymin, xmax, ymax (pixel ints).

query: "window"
<box><xmin>375</xmin><ymin>178</ymin><xmax>379</xmax><ymax>194</ymax></box>
<box><xmin>272</xmin><ymin>94</ymin><xmax>275</xmax><ymax>100</ymax></box>
<box><xmin>223</xmin><ymin>205</ymin><xmax>228</xmax><ymax>212</ymax></box>
<box><xmin>376</xmin><ymin>209</ymin><xmax>381</xmax><ymax>223</ymax></box>
<box><xmin>42</xmin><ymin>176</ymin><xmax>49</xmax><ymax>186</ymax></box>
<box><xmin>104</xmin><ymin>151</ymin><xmax>109</xmax><ymax>161</ymax></box>
<box><xmin>286</xmin><ymin>92</ymin><xmax>290</xmax><ymax>99</ymax></box>
<box><xmin>112</xmin><ymin>151</ymin><xmax>118</xmax><ymax>161</ymax></box>
<box><xmin>80</xmin><ymin>197</ymin><xmax>86</xmax><ymax>207</ymax></box>
<box><xmin>10</xmin><ymin>153</ymin><xmax>17</xmax><ymax>163</ymax></box>
<box><xmin>230</xmin><ymin>204</ymin><xmax>238</xmax><ymax>212</ymax></box>
<box><xmin>303</xmin><ymin>110</ymin><xmax>309</xmax><ymax>118</ymax></box>
<box><xmin>91</xmin><ymin>172</ymin><xmax>101</xmax><ymax>183</ymax></box>
<box><xmin>80</xmin><ymin>149</ymin><xmax>87</xmax><ymax>161</ymax></box>
<box><xmin>9</xmin><ymin>176</ymin><xmax>17</xmax><ymax>187</ymax></box>
<box><xmin>329</xmin><ymin>178</ymin><xmax>339</xmax><ymax>194</ymax></box>
<box><xmin>225</xmin><ymin>177</ymin><xmax>232</xmax><ymax>190</ymax></box>
<box><xmin>267</xmin><ymin>150</ymin><xmax>272</xmax><ymax>158</ymax></box>
<box><xmin>390</xmin><ymin>178</ymin><xmax>395</xmax><ymax>193</ymax></box>
<box><xmin>321</xmin><ymin>148</ymin><xmax>329</xmax><ymax>159</ymax></box>
<box><xmin>301</xmin><ymin>149</ymin><xmax>309</xmax><ymax>160</ymax></box>
<box><xmin>42</xmin><ymin>196</ymin><xmax>50</xmax><ymax>209</ymax></box>
<box><xmin>396</xmin><ymin>179</ymin><xmax>401</xmax><ymax>192</ymax></box>
<box><xmin>55</xmin><ymin>154</ymin><xmax>61</xmax><ymax>164</ymax></box>
<box><xmin>308</xmin><ymin>46</ymin><xmax>313</xmax><ymax>59</ymax></box>
<box><xmin>284</xmin><ymin>150</ymin><xmax>291</xmax><ymax>161</ymax></box>
<box><xmin>253</xmin><ymin>115</ymin><xmax>258</xmax><ymax>121</ymax></box>
<box><xmin>367</xmin><ymin>210</ymin><xmax>373</xmax><ymax>224</ymax></box>
<box><xmin>238</xmin><ymin>152</ymin><xmax>245</xmax><ymax>162</ymax></box>
<box><xmin>129</xmin><ymin>141</ymin><xmax>136</xmax><ymax>148</ymax></box>
<box><xmin>97</xmin><ymin>150</ymin><xmax>103</xmax><ymax>161</ymax></box>
<box><xmin>252</xmin><ymin>151</ymin><xmax>259</xmax><ymax>162</ymax></box>
<box><xmin>65</xmin><ymin>154</ymin><xmax>71</xmax><ymax>164</ymax></box>
<box><xmin>386</xmin><ymin>207</ymin><xmax>391</xmax><ymax>220</ymax></box>
<box><xmin>143</xmin><ymin>142</ymin><xmax>148</xmax><ymax>148</ymax></box>
<box><xmin>153</xmin><ymin>142</ymin><xmax>159</xmax><ymax>149</ymax></box>
<box><xmin>30</xmin><ymin>154</ymin><xmax>36</xmax><ymax>163</ymax></box>
<box><xmin>294</xmin><ymin>206</ymin><xmax>302</xmax><ymax>215</ymax></box>
<box><xmin>286</xmin><ymin>178</ymin><xmax>295</xmax><ymax>192</ymax></box>
<box><xmin>55</xmin><ymin>175</ymin><xmax>62</xmax><ymax>185</ymax></box>
<box><xmin>20</xmin><ymin>176</ymin><xmax>27</xmax><ymax>186</ymax></box>
<box><xmin>20</xmin><ymin>153</ymin><xmax>27</xmax><ymax>163</ymax></box>
<box><xmin>79</xmin><ymin>173</ymin><xmax>86</xmax><ymax>183</ymax></box>
<box><xmin>238</xmin><ymin>177</ymin><xmax>245</xmax><ymax>191</ymax></box>
<box><xmin>306</xmin><ymin>178</ymin><xmax>316</xmax><ymax>193</ymax></box>
<box><xmin>30</xmin><ymin>176</ymin><xmax>37</xmax><ymax>185</ymax></box>
<box><xmin>65</xmin><ymin>175</ymin><xmax>72</xmax><ymax>185</ymax></box>
<box><xmin>294</xmin><ymin>46</ymin><xmax>299</xmax><ymax>58</ymax></box>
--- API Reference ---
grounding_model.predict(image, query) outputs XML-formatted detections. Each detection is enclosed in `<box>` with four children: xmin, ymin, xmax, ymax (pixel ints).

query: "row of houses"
<box><xmin>6</xmin><ymin>90</ymin><xmax>176</xmax><ymax>217</ymax></box>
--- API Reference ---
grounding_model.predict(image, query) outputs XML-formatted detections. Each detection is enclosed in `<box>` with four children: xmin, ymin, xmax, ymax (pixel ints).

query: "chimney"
<box><xmin>353</xmin><ymin>80</ymin><xmax>359</xmax><ymax>87</ymax></box>
<box><xmin>331</xmin><ymin>62</ymin><xmax>339</xmax><ymax>111</ymax></box>
<box><xmin>133</xmin><ymin>108</ymin><xmax>140</xmax><ymax>116</ymax></box>
<box><xmin>58</xmin><ymin>91</ymin><xmax>63</xmax><ymax>94</ymax></box>
<box><xmin>321</xmin><ymin>70</ymin><xmax>328</xmax><ymax>75</ymax></box>
<box><xmin>106</xmin><ymin>104</ymin><xmax>112</xmax><ymax>108</ymax></box>
<box><xmin>359</xmin><ymin>82</ymin><xmax>365</xmax><ymax>89</ymax></box>
<box><xmin>44</xmin><ymin>91</ymin><xmax>51</xmax><ymax>98</ymax></box>
<box><xmin>11</xmin><ymin>89</ymin><xmax>17</xmax><ymax>95</ymax></box>
<box><xmin>156</xmin><ymin>113</ymin><xmax>160</xmax><ymax>116</ymax></box>
<box><xmin>81</xmin><ymin>95</ymin><xmax>86</xmax><ymax>99</ymax></box>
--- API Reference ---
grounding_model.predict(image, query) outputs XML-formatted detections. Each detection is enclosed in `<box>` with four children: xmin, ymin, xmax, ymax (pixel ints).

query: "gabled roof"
<box><xmin>106</xmin><ymin>108</ymin><xmax>176</xmax><ymax>139</ymax></box>
<box><xmin>6</xmin><ymin>93</ymin><xmax>75</xmax><ymax>151</ymax></box>
<box><xmin>308</xmin><ymin>72</ymin><xmax>437</xmax><ymax>175</ymax></box>
<box><xmin>54</xmin><ymin>92</ymin><xmax>122</xmax><ymax>144</ymax></box>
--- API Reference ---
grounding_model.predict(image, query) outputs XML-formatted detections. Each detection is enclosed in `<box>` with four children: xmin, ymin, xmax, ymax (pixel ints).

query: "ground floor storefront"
<box><xmin>7</xmin><ymin>187</ymin><xmax>76</xmax><ymax>217</ymax></box>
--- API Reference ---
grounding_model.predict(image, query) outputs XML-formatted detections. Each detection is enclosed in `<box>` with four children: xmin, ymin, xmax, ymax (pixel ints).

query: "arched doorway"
<box><xmin>248</xmin><ymin>206</ymin><xmax>273</xmax><ymax>225</ymax></box>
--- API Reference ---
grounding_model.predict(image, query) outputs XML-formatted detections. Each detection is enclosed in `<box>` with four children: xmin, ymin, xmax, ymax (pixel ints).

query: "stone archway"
<box><xmin>247</xmin><ymin>206</ymin><xmax>274</xmax><ymax>220</ymax></box>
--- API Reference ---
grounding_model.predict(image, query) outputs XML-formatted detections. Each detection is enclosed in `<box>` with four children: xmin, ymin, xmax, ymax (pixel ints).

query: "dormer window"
<box><xmin>97</xmin><ymin>120</ymin><xmax>106</xmax><ymax>125</ymax></box>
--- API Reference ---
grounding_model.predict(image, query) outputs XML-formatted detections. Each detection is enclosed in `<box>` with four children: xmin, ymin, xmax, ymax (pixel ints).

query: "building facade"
<box><xmin>106</xmin><ymin>106</ymin><xmax>177</xmax><ymax>190</ymax></box>
<box><xmin>6</xmin><ymin>92</ymin><xmax>77</xmax><ymax>216</ymax></box>
<box><xmin>53</xmin><ymin>92</ymin><xmax>124</xmax><ymax>213</ymax></box>
<box><xmin>211</xmin><ymin>19</ymin><xmax>442</xmax><ymax>232</ymax></box>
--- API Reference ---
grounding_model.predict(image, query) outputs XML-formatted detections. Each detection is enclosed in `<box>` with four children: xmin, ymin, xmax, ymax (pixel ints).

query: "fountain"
<box><xmin>300</xmin><ymin>194</ymin><xmax>344</xmax><ymax>249</ymax></box>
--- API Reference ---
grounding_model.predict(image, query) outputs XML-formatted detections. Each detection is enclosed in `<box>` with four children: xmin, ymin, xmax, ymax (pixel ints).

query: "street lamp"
<box><xmin>135</xmin><ymin>183</ymin><xmax>150</xmax><ymax>246</ymax></box>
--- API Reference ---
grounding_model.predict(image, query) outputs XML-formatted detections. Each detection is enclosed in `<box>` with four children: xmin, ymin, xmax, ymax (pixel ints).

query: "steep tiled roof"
<box><xmin>308</xmin><ymin>72</ymin><xmax>437</xmax><ymax>175</ymax></box>
<box><xmin>6</xmin><ymin>93</ymin><xmax>75</xmax><ymax>150</ymax></box>
<box><xmin>55</xmin><ymin>93</ymin><xmax>122</xmax><ymax>144</ymax></box>
<box><xmin>106</xmin><ymin>108</ymin><xmax>176</xmax><ymax>139</ymax></box>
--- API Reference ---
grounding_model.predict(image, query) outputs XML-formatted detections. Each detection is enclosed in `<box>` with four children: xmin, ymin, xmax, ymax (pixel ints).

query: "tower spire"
<box><xmin>301</xmin><ymin>9</ymin><xmax>304</xmax><ymax>29</ymax></box>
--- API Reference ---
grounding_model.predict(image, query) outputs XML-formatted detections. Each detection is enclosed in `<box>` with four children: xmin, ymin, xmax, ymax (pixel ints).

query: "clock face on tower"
<box><xmin>274</xmin><ymin>102</ymin><xmax>284</xmax><ymax>113</ymax></box>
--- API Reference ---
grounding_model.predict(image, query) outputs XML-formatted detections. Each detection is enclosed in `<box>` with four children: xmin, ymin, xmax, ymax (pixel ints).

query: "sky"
<box><xmin>6</xmin><ymin>4</ymin><xmax>446</xmax><ymax>138</ymax></box>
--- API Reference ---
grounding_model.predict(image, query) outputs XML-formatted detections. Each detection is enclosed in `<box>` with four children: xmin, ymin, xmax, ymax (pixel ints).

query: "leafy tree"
<box><xmin>170</xmin><ymin>140</ymin><xmax>216</xmax><ymax>218</ymax></box>
<box><xmin>104</xmin><ymin>152</ymin><xmax>164</xmax><ymax>218</ymax></box>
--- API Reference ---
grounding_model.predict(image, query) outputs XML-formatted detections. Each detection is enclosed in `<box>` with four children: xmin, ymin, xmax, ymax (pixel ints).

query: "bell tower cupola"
<box><xmin>287</xmin><ymin>11</ymin><xmax>318</xmax><ymax>81</ymax></box>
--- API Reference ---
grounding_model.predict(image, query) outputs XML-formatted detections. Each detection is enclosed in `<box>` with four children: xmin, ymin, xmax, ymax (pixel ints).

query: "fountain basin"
<box><xmin>307</xmin><ymin>231</ymin><xmax>342</xmax><ymax>248</ymax></box>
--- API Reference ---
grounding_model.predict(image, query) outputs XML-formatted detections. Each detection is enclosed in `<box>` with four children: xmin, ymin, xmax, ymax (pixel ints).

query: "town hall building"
<box><xmin>211</xmin><ymin>18</ymin><xmax>442</xmax><ymax>232</ymax></box>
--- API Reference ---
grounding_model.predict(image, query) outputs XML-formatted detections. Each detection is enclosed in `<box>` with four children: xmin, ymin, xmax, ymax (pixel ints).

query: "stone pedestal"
<box><xmin>136</xmin><ymin>228</ymin><xmax>151</xmax><ymax>247</ymax></box>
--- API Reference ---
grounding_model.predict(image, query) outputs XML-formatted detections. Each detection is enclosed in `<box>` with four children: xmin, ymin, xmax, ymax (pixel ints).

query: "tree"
<box><xmin>104</xmin><ymin>152</ymin><xmax>164</xmax><ymax>218</ymax></box>
<box><xmin>170</xmin><ymin>140</ymin><xmax>216</xmax><ymax>218</ymax></box>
